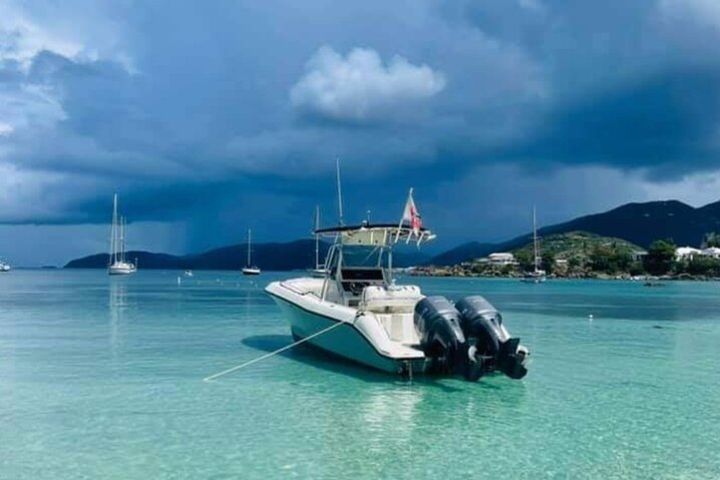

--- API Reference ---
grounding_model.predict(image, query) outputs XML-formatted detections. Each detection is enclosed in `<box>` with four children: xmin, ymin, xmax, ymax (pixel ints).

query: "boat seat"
<box><xmin>375</xmin><ymin>313</ymin><xmax>421</xmax><ymax>345</ymax></box>
<box><xmin>360</xmin><ymin>285</ymin><xmax>423</xmax><ymax>314</ymax></box>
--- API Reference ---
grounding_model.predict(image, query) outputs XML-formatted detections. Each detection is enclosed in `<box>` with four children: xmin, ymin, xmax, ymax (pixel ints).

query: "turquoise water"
<box><xmin>1</xmin><ymin>270</ymin><xmax>719</xmax><ymax>479</ymax></box>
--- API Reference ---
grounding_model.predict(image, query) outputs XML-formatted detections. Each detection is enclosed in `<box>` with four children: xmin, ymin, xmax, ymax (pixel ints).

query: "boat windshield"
<box><xmin>341</xmin><ymin>246</ymin><xmax>385</xmax><ymax>268</ymax></box>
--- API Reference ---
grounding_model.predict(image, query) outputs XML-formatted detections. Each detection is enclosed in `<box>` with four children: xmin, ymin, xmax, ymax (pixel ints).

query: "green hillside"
<box><xmin>510</xmin><ymin>231</ymin><xmax>645</xmax><ymax>276</ymax></box>
<box><xmin>513</xmin><ymin>231</ymin><xmax>643</xmax><ymax>262</ymax></box>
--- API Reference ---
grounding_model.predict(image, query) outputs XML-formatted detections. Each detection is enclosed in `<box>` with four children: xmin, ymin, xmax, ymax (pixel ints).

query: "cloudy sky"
<box><xmin>2</xmin><ymin>0</ymin><xmax>720</xmax><ymax>265</ymax></box>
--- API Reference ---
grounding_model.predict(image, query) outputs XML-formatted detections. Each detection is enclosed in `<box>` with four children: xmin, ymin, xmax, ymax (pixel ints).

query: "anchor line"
<box><xmin>203</xmin><ymin>321</ymin><xmax>346</xmax><ymax>382</ymax></box>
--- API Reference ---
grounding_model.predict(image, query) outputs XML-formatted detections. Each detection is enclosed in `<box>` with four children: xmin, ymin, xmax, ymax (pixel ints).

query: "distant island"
<box><xmin>426</xmin><ymin>199</ymin><xmax>720</xmax><ymax>266</ymax></box>
<box><xmin>65</xmin><ymin>199</ymin><xmax>720</xmax><ymax>275</ymax></box>
<box><xmin>414</xmin><ymin>231</ymin><xmax>720</xmax><ymax>280</ymax></box>
<box><xmin>64</xmin><ymin>239</ymin><xmax>429</xmax><ymax>271</ymax></box>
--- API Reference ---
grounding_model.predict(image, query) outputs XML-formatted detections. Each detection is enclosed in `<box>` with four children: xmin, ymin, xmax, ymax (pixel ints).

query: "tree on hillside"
<box><xmin>541</xmin><ymin>251</ymin><xmax>555</xmax><ymax>273</ymax></box>
<box><xmin>684</xmin><ymin>256</ymin><xmax>720</xmax><ymax>276</ymax></box>
<box><xmin>702</xmin><ymin>232</ymin><xmax>720</xmax><ymax>248</ymax></box>
<box><xmin>643</xmin><ymin>239</ymin><xmax>677</xmax><ymax>275</ymax></box>
<box><xmin>514</xmin><ymin>250</ymin><xmax>534</xmax><ymax>271</ymax></box>
<box><xmin>589</xmin><ymin>244</ymin><xmax>633</xmax><ymax>273</ymax></box>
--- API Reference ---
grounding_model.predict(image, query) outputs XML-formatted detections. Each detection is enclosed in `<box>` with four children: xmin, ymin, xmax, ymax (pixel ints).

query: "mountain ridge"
<box><xmin>66</xmin><ymin>199</ymin><xmax>720</xmax><ymax>269</ymax></box>
<box><xmin>426</xmin><ymin>199</ymin><xmax>720</xmax><ymax>265</ymax></box>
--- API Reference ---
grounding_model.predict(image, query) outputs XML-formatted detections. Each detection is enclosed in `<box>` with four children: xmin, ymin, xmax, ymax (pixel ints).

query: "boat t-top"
<box><xmin>108</xmin><ymin>193</ymin><xmax>137</xmax><ymax>276</ymax></box>
<box><xmin>266</xmin><ymin>190</ymin><xmax>529</xmax><ymax>381</ymax></box>
<box><xmin>242</xmin><ymin>228</ymin><xmax>261</xmax><ymax>275</ymax></box>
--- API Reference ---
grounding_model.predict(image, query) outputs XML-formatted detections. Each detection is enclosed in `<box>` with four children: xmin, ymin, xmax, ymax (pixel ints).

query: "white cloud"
<box><xmin>658</xmin><ymin>0</ymin><xmax>720</xmax><ymax>28</ymax></box>
<box><xmin>0</xmin><ymin>2</ymin><xmax>83</xmax><ymax>69</ymax></box>
<box><xmin>290</xmin><ymin>46</ymin><xmax>446</xmax><ymax>122</ymax></box>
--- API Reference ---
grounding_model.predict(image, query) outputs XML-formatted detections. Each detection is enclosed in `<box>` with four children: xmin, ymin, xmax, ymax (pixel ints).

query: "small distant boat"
<box><xmin>184</xmin><ymin>270</ymin><xmax>194</xmax><ymax>277</ymax></box>
<box><xmin>521</xmin><ymin>206</ymin><xmax>546</xmax><ymax>283</ymax></box>
<box><xmin>308</xmin><ymin>205</ymin><xmax>327</xmax><ymax>277</ymax></box>
<box><xmin>108</xmin><ymin>193</ymin><xmax>137</xmax><ymax>276</ymax></box>
<box><xmin>0</xmin><ymin>260</ymin><xmax>10</xmax><ymax>272</ymax></box>
<box><xmin>242</xmin><ymin>228</ymin><xmax>261</xmax><ymax>275</ymax></box>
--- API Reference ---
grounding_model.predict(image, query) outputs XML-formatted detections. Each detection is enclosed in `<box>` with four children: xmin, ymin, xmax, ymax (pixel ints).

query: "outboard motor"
<box><xmin>414</xmin><ymin>296</ymin><xmax>466</xmax><ymax>374</ymax></box>
<box><xmin>455</xmin><ymin>296</ymin><xmax>529</xmax><ymax>381</ymax></box>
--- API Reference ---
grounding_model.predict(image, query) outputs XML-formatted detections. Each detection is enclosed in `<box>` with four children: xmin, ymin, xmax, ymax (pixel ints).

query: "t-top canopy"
<box><xmin>315</xmin><ymin>223</ymin><xmax>435</xmax><ymax>247</ymax></box>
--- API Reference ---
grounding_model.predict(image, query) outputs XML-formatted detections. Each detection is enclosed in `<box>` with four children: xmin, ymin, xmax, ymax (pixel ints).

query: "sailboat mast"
<box><xmin>247</xmin><ymin>228</ymin><xmax>252</xmax><ymax>267</ymax></box>
<box><xmin>120</xmin><ymin>216</ymin><xmax>126</xmax><ymax>263</ymax></box>
<box><xmin>110</xmin><ymin>193</ymin><xmax>118</xmax><ymax>265</ymax></box>
<box><xmin>315</xmin><ymin>206</ymin><xmax>320</xmax><ymax>269</ymax></box>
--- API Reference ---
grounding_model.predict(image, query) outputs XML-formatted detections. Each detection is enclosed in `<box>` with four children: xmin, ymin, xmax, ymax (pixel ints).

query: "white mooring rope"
<box><xmin>203</xmin><ymin>321</ymin><xmax>346</xmax><ymax>382</ymax></box>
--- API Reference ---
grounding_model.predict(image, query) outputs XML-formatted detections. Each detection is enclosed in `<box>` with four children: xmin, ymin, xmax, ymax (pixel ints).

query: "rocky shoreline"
<box><xmin>408</xmin><ymin>266</ymin><xmax>720</xmax><ymax>282</ymax></box>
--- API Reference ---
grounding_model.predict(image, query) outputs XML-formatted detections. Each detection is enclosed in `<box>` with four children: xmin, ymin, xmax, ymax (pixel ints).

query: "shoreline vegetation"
<box><xmin>409</xmin><ymin>231</ymin><xmax>720</xmax><ymax>282</ymax></box>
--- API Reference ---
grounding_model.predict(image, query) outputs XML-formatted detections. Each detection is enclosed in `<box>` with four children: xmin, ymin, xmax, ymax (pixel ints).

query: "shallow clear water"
<box><xmin>1</xmin><ymin>270</ymin><xmax>719</xmax><ymax>479</ymax></box>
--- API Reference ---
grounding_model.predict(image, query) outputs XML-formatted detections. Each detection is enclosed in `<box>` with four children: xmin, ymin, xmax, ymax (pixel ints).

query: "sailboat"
<box><xmin>309</xmin><ymin>206</ymin><xmax>326</xmax><ymax>277</ymax></box>
<box><xmin>242</xmin><ymin>228</ymin><xmax>261</xmax><ymax>275</ymax></box>
<box><xmin>108</xmin><ymin>193</ymin><xmax>137</xmax><ymax>276</ymax></box>
<box><xmin>521</xmin><ymin>206</ymin><xmax>546</xmax><ymax>283</ymax></box>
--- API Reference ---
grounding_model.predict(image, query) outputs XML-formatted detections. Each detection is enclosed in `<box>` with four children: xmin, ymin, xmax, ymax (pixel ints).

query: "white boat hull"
<box><xmin>242</xmin><ymin>267</ymin><xmax>261</xmax><ymax>275</ymax></box>
<box><xmin>108</xmin><ymin>263</ymin><xmax>137</xmax><ymax>275</ymax></box>
<box><xmin>266</xmin><ymin>281</ymin><xmax>425</xmax><ymax>375</ymax></box>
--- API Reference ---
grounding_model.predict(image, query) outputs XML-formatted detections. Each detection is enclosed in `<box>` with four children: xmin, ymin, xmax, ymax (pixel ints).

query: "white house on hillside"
<box><xmin>487</xmin><ymin>252</ymin><xmax>516</xmax><ymax>265</ymax></box>
<box><xmin>701</xmin><ymin>247</ymin><xmax>720</xmax><ymax>259</ymax></box>
<box><xmin>675</xmin><ymin>246</ymin><xmax>702</xmax><ymax>261</ymax></box>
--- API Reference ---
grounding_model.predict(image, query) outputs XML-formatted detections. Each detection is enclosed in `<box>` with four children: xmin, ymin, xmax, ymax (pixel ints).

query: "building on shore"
<box><xmin>486</xmin><ymin>252</ymin><xmax>516</xmax><ymax>266</ymax></box>
<box><xmin>675</xmin><ymin>246</ymin><xmax>703</xmax><ymax>261</ymax></box>
<box><xmin>701</xmin><ymin>247</ymin><xmax>720</xmax><ymax>258</ymax></box>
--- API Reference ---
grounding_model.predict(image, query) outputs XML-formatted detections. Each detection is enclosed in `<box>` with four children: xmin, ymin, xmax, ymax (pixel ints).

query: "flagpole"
<box><xmin>395</xmin><ymin>188</ymin><xmax>413</xmax><ymax>243</ymax></box>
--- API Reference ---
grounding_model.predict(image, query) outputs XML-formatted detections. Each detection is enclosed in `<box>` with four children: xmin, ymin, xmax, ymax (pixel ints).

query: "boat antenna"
<box><xmin>314</xmin><ymin>205</ymin><xmax>320</xmax><ymax>269</ymax></box>
<box><xmin>336</xmin><ymin>157</ymin><xmax>344</xmax><ymax>226</ymax></box>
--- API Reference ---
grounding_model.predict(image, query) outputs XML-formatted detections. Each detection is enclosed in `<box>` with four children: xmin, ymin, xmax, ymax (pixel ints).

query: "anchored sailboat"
<box><xmin>108</xmin><ymin>193</ymin><xmax>137</xmax><ymax>276</ymax></box>
<box><xmin>522</xmin><ymin>206</ymin><xmax>546</xmax><ymax>283</ymax></box>
<box><xmin>242</xmin><ymin>228</ymin><xmax>261</xmax><ymax>275</ymax></box>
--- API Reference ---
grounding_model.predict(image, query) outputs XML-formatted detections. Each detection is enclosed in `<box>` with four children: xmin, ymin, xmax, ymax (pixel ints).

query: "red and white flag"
<box><xmin>401</xmin><ymin>188</ymin><xmax>422</xmax><ymax>237</ymax></box>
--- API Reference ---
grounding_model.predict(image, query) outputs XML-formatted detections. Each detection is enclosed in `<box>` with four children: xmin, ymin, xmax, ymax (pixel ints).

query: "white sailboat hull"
<box><xmin>266</xmin><ymin>280</ymin><xmax>425</xmax><ymax>374</ymax></box>
<box><xmin>242</xmin><ymin>267</ymin><xmax>261</xmax><ymax>275</ymax></box>
<box><xmin>108</xmin><ymin>262</ymin><xmax>137</xmax><ymax>275</ymax></box>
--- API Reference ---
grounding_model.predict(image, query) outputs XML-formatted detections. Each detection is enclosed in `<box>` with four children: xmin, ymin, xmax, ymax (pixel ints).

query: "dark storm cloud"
<box><xmin>501</xmin><ymin>65</ymin><xmax>720</xmax><ymax>176</ymax></box>
<box><xmin>2</xmin><ymin>0</ymin><xmax>720</xmax><ymax>260</ymax></box>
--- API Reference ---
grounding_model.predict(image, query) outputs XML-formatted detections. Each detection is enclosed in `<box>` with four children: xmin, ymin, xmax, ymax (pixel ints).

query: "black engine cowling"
<box><xmin>413</xmin><ymin>296</ymin><xmax>466</xmax><ymax>374</ymax></box>
<box><xmin>455</xmin><ymin>296</ymin><xmax>528</xmax><ymax>380</ymax></box>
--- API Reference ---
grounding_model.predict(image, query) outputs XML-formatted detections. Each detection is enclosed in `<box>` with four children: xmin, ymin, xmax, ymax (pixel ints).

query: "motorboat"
<box><xmin>521</xmin><ymin>206</ymin><xmax>546</xmax><ymax>283</ymax></box>
<box><xmin>265</xmin><ymin>191</ymin><xmax>529</xmax><ymax>381</ymax></box>
<box><xmin>0</xmin><ymin>261</ymin><xmax>10</xmax><ymax>272</ymax></box>
<box><xmin>108</xmin><ymin>193</ymin><xmax>137</xmax><ymax>276</ymax></box>
<box><xmin>242</xmin><ymin>228</ymin><xmax>261</xmax><ymax>275</ymax></box>
<box><xmin>184</xmin><ymin>270</ymin><xmax>194</xmax><ymax>277</ymax></box>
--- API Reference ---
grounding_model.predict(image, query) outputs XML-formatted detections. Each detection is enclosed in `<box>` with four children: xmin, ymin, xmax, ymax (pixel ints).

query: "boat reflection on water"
<box><xmin>109</xmin><ymin>280</ymin><xmax>128</xmax><ymax>356</ymax></box>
